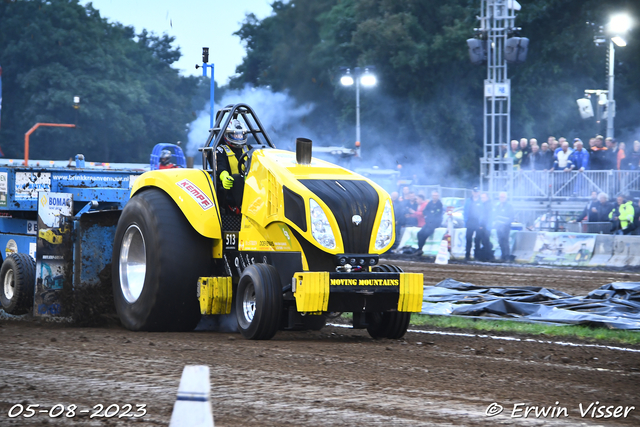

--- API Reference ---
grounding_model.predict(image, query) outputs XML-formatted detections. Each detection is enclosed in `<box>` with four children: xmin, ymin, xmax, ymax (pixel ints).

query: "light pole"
<box><xmin>195</xmin><ymin>47</ymin><xmax>215</xmax><ymax>129</ymax></box>
<box><xmin>604</xmin><ymin>13</ymin><xmax>632</xmax><ymax>139</ymax></box>
<box><xmin>340</xmin><ymin>67</ymin><xmax>377</xmax><ymax>157</ymax></box>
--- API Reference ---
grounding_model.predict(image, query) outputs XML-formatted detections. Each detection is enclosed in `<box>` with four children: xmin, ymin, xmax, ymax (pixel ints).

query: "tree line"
<box><xmin>0</xmin><ymin>0</ymin><xmax>207</xmax><ymax>163</ymax></box>
<box><xmin>231</xmin><ymin>0</ymin><xmax>640</xmax><ymax>183</ymax></box>
<box><xmin>1</xmin><ymin>0</ymin><xmax>639</xmax><ymax>183</ymax></box>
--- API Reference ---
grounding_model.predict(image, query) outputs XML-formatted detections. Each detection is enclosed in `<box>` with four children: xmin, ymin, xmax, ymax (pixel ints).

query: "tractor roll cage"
<box><xmin>200</xmin><ymin>103</ymin><xmax>276</xmax><ymax>176</ymax></box>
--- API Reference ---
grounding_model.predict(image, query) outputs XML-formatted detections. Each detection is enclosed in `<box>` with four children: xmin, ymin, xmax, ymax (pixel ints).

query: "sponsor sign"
<box><xmin>5</xmin><ymin>239</ymin><xmax>17</xmax><ymax>258</ymax></box>
<box><xmin>38</xmin><ymin>193</ymin><xmax>72</xmax><ymax>228</ymax></box>
<box><xmin>15</xmin><ymin>172</ymin><xmax>51</xmax><ymax>200</ymax></box>
<box><xmin>35</xmin><ymin>192</ymin><xmax>73</xmax><ymax>317</ymax></box>
<box><xmin>330</xmin><ymin>278</ymin><xmax>399</xmax><ymax>287</ymax></box>
<box><xmin>532</xmin><ymin>232</ymin><xmax>595</xmax><ymax>266</ymax></box>
<box><xmin>0</xmin><ymin>172</ymin><xmax>7</xmax><ymax>207</ymax></box>
<box><xmin>176</xmin><ymin>179</ymin><xmax>214</xmax><ymax>210</ymax></box>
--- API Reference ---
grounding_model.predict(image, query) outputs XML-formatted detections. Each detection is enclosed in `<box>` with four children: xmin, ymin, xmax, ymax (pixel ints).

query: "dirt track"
<box><xmin>1</xmin><ymin>262</ymin><xmax>639</xmax><ymax>426</ymax></box>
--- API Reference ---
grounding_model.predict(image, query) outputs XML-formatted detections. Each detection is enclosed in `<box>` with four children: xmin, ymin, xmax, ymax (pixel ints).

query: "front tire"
<box><xmin>112</xmin><ymin>189</ymin><xmax>211</xmax><ymax>331</ymax></box>
<box><xmin>236</xmin><ymin>264</ymin><xmax>282</xmax><ymax>340</ymax></box>
<box><xmin>366</xmin><ymin>264</ymin><xmax>411</xmax><ymax>339</ymax></box>
<box><xmin>0</xmin><ymin>253</ymin><xmax>36</xmax><ymax>315</ymax></box>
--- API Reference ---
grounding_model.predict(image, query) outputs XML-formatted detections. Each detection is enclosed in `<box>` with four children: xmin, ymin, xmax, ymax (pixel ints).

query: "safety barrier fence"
<box><xmin>488</xmin><ymin>170</ymin><xmax>640</xmax><ymax>201</ymax></box>
<box><xmin>396</xmin><ymin>227</ymin><xmax>640</xmax><ymax>267</ymax></box>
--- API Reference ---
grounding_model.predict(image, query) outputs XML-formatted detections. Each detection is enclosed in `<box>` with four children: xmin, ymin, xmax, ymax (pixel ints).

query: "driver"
<box><xmin>158</xmin><ymin>149</ymin><xmax>178</xmax><ymax>169</ymax></box>
<box><xmin>216</xmin><ymin>119</ymin><xmax>250</xmax><ymax>212</ymax></box>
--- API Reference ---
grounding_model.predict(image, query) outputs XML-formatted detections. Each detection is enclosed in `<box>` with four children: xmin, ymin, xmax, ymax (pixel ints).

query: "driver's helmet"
<box><xmin>159</xmin><ymin>149</ymin><xmax>172</xmax><ymax>165</ymax></box>
<box><xmin>223</xmin><ymin>119</ymin><xmax>248</xmax><ymax>148</ymax></box>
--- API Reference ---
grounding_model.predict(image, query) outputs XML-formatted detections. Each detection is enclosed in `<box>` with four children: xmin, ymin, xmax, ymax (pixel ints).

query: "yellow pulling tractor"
<box><xmin>112</xmin><ymin>104</ymin><xmax>423</xmax><ymax>339</ymax></box>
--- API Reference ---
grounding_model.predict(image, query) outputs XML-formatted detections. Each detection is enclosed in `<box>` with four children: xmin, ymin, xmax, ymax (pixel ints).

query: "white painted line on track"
<box><xmin>327</xmin><ymin>323</ymin><xmax>640</xmax><ymax>353</ymax></box>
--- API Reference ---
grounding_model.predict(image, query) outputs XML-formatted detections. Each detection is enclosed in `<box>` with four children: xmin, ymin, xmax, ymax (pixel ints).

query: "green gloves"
<box><xmin>220</xmin><ymin>170</ymin><xmax>234</xmax><ymax>190</ymax></box>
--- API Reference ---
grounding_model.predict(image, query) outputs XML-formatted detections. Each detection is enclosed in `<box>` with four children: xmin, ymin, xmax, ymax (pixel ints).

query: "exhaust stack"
<box><xmin>296</xmin><ymin>137</ymin><xmax>312</xmax><ymax>165</ymax></box>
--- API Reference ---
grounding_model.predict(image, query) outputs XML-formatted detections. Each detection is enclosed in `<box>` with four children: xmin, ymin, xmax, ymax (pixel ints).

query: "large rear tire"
<box><xmin>0</xmin><ymin>253</ymin><xmax>35</xmax><ymax>315</ymax></box>
<box><xmin>236</xmin><ymin>264</ymin><xmax>282</xmax><ymax>340</ymax></box>
<box><xmin>112</xmin><ymin>189</ymin><xmax>211</xmax><ymax>331</ymax></box>
<box><xmin>366</xmin><ymin>264</ymin><xmax>411</xmax><ymax>339</ymax></box>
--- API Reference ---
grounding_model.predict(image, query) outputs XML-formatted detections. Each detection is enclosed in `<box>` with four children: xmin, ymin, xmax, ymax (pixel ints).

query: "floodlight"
<box><xmin>598</xmin><ymin>93</ymin><xmax>608</xmax><ymax>105</ymax></box>
<box><xmin>608</xmin><ymin>13</ymin><xmax>632</xmax><ymax>34</ymax></box>
<box><xmin>360</xmin><ymin>72</ymin><xmax>377</xmax><ymax>87</ymax></box>
<box><xmin>612</xmin><ymin>36</ymin><xmax>627</xmax><ymax>47</ymax></box>
<box><xmin>73</xmin><ymin>96</ymin><xmax>80</xmax><ymax>104</ymax></box>
<box><xmin>340</xmin><ymin>73</ymin><xmax>354</xmax><ymax>86</ymax></box>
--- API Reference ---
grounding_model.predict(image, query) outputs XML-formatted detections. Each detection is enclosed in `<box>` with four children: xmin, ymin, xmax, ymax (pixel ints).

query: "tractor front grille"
<box><xmin>299</xmin><ymin>179</ymin><xmax>379</xmax><ymax>253</ymax></box>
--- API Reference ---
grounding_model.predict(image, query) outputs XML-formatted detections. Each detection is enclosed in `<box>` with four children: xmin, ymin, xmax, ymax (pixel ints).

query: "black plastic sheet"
<box><xmin>422</xmin><ymin>279</ymin><xmax>640</xmax><ymax>330</ymax></box>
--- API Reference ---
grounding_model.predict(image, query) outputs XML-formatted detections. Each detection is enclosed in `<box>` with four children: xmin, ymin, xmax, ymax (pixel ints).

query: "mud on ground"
<box><xmin>1</xmin><ymin>262</ymin><xmax>639</xmax><ymax>426</ymax></box>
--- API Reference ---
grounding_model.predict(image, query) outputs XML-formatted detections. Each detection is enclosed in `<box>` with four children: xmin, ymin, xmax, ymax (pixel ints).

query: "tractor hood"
<box><xmin>242</xmin><ymin>149</ymin><xmax>395</xmax><ymax>255</ymax></box>
<box><xmin>253</xmin><ymin>149</ymin><xmax>360</xmax><ymax>180</ymax></box>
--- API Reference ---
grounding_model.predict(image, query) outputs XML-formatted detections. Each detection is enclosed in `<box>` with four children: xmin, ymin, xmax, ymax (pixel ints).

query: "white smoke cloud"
<box><xmin>184</xmin><ymin>85</ymin><xmax>465</xmax><ymax>190</ymax></box>
<box><xmin>186</xmin><ymin>86</ymin><xmax>315</xmax><ymax>157</ymax></box>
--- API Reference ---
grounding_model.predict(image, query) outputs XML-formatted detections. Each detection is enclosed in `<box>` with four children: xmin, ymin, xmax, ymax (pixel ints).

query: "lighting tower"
<box><xmin>467</xmin><ymin>0</ymin><xmax>528</xmax><ymax>194</ymax></box>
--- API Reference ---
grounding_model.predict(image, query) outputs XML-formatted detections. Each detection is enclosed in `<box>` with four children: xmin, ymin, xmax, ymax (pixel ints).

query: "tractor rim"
<box><xmin>3</xmin><ymin>269</ymin><xmax>15</xmax><ymax>300</ymax></box>
<box><xmin>119</xmin><ymin>224</ymin><xmax>146</xmax><ymax>303</ymax></box>
<box><xmin>241</xmin><ymin>281</ymin><xmax>256</xmax><ymax>324</ymax></box>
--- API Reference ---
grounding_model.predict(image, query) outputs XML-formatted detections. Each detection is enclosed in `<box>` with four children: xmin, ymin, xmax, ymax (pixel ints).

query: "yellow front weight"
<box><xmin>198</xmin><ymin>277</ymin><xmax>233</xmax><ymax>315</ymax></box>
<box><xmin>398</xmin><ymin>273</ymin><xmax>424</xmax><ymax>312</ymax></box>
<box><xmin>293</xmin><ymin>272</ymin><xmax>330</xmax><ymax>313</ymax></box>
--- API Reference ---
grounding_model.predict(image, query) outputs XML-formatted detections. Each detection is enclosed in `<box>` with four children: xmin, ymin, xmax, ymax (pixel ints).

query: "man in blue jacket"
<box><xmin>464</xmin><ymin>187</ymin><xmax>482</xmax><ymax>261</ymax></box>
<box><xmin>568</xmin><ymin>139</ymin><xmax>590</xmax><ymax>171</ymax></box>
<box><xmin>568</xmin><ymin>139</ymin><xmax>589</xmax><ymax>196</ymax></box>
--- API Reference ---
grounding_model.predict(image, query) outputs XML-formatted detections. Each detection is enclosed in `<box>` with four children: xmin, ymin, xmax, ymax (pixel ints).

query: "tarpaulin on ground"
<box><xmin>421</xmin><ymin>279</ymin><xmax>640</xmax><ymax>330</ymax></box>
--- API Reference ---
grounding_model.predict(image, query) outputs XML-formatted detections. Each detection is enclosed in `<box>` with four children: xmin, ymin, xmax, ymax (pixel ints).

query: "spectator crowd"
<box><xmin>578</xmin><ymin>191</ymin><xmax>640</xmax><ymax>235</ymax></box>
<box><xmin>391</xmin><ymin>185</ymin><xmax>640</xmax><ymax>262</ymax></box>
<box><xmin>391</xmin><ymin>187</ymin><xmax>516</xmax><ymax>262</ymax></box>
<box><xmin>504</xmin><ymin>135</ymin><xmax>640</xmax><ymax>172</ymax></box>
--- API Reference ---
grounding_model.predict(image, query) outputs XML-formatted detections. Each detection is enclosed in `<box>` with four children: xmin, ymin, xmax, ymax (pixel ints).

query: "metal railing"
<box><xmin>486</xmin><ymin>170</ymin><xmax>640</xmax><ymax>201</ymax></box>
<box><xmin>412</xmin><ymin>185</ymin><xmax>472</xmax><ymax>200</ymax></box>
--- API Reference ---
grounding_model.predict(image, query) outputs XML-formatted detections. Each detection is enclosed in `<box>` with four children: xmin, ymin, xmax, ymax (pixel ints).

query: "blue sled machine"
<box><xmin>0</xmin><ymin>162</ymin><xmax>144</xmax><ymax>320</ymax></box>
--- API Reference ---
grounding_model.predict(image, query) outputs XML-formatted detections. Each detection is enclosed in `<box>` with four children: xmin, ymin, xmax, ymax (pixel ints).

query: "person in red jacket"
<box><xmin>411</xmin><ymin>194</ymin><xmax>429</xmax><ymax>227</ymax></box>
<box><xmin>414</xmin><ymin>191</ymin><xmax>444</xmax><ymax>255</ymax></box>
<box><xmin>158</xmin><ymin>150</ymin><xmax>178</xmax><ymax>169</ymax></box>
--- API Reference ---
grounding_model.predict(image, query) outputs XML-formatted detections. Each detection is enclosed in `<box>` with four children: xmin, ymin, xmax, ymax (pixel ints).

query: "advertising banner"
<box><xmin>34</xmin><ymin>192</ymin><xmax>73</xmax><ymax>316</ymax></box>
<box><xmin>0</xmin><ymin>172</ymin><xmax>7</xmax><ymax>207</ymax></box>
<box><xmin>531</xmin><ymin>232</ymin><xmax>595</xmax><ymax>266</ymax></box>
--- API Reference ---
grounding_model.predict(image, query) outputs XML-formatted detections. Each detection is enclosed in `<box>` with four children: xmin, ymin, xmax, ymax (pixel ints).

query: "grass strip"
<box><xmin>410</xmin><ymin>314</ymin><xmax>640</xmax><ymax>345</ymax></box>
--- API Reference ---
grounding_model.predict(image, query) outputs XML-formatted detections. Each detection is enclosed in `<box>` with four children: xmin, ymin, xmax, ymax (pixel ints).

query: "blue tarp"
<box><xmin>422</xmin><ymin>279</ymin><xmax>640</xmax><ymax>330</ymax></box>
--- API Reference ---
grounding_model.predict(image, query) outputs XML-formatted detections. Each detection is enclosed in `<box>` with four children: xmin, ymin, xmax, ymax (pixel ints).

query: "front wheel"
<box><xmin>0</xmin><ymin>253</ymin><xmax>36</xmax><ymax>315</ymax></box>
<box><xmin>366</xmin><ymin>264</ymin><xmax>411</xmax><ymax>339</ymax></box>
<box><xmin>236</xmin><ymin>264</ymin><xmax>282</xmax><ymax>340</ymax></box>
<box><xmin>112</xmin><ymin>189</ymin><xmax>211</xmax><ymax>331</ymax></box>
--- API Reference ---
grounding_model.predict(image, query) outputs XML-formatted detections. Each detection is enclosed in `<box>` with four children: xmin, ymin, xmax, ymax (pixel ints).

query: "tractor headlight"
<box><xmin>374</xmin><ymin>200</ymin><xmax>393</xmax><ymax>250</ymax></box>
<box><xmin>309</xmin><ymin>198</ymin><xmax>336</xmax><ymax>250</ymax></box>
